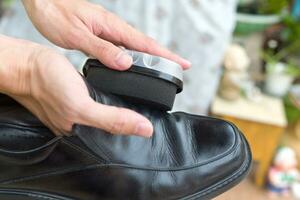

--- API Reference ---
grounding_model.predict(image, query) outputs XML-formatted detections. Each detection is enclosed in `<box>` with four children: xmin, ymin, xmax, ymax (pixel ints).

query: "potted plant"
<box><xmin>262</xmin><ymin>39</ymin><xmax>300</xmax><ymax>97</ymax></box>
<box><xmin>235</xmin><ymin>0</ymin><xmax>290</xmax><ymax>35</ymax></box>
<box><xmin>262</xmin><ymin>7</ymin><xmax>300</xmax><ymax>97</ymax></box>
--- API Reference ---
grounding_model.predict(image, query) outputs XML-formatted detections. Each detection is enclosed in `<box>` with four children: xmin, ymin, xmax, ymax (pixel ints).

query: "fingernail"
<box><xmin>115</xmin><ymin>51</ymin><xmax>133</xmax><ymax>70</ymax></box>
<box><xmin>181</xmin><ymin>59</ymin><xmax>192</xmax><ymax>68</ymax></box>
<box><xmin>135</xmin><ymin>122</ymin><xmax>153</xmax><ymax>138</ymax></box>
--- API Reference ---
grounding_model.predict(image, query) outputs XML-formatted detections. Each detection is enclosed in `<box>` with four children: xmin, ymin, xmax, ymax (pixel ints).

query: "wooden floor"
<box><xmin>215</xmin><ymin>178</ymin><xmax>295</xmax><ymax>200</ymax></box>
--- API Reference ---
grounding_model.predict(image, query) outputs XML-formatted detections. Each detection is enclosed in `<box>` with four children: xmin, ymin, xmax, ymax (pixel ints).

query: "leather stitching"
<box><xmin>61</xmin><ymin>138</ymin><xmax>106</xmax><ymax>163</ymax></box>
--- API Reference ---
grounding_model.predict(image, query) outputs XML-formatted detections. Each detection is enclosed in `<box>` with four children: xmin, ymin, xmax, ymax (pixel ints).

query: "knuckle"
<box><xmin>97</xmin><ymin>43</ymin><xmax>115</xmax><ymax>58</ymax></box>
<box><xmin>66</xmin><ymin>28</ymin><xmax>83</xmax><ymax>48</ymax></box>
<box><xmin>96</xmin><ymin>43</ymin><xmax>109</xmax><ymax>55</ymax></box>
<box><xmin>120</xmin><ymin>32</ymin><xmax>132</xmax><ymax>45</ymax></box>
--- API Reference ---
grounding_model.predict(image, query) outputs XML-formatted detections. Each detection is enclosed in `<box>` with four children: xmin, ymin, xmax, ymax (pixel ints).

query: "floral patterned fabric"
<box><xmin>0</xmin><ymin>0</ymin><xmax>237</xmax><ymax>114</ymax></box>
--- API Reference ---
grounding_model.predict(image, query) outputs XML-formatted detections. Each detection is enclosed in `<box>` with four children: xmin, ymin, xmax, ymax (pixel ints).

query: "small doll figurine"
<box><xmin>219</xmin><ymin>44</ymin><xmax>250</xmax><ymax>101</ymax></box>
<box><xmin>267</xmin><ymin>147</ymin><xmax>300</xmax><ymax>198</ymax></box>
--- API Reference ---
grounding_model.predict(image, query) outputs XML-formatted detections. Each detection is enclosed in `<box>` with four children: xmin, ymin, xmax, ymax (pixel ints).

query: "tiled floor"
<box><xmin>215</xmin><ymin>178</ymin><xmax>295</xmax><ymax>200</ymax></box>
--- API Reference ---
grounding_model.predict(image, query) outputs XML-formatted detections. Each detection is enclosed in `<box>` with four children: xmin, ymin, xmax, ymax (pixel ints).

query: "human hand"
<box><xmin>22</xmin><ymin>0</ymin><xmax>191</xmax><ymax>70</ymax></box>
<box><xmin>0</xmin><ymin>35</ymin><xmax>153</xmax><ymax>137</ymax></box>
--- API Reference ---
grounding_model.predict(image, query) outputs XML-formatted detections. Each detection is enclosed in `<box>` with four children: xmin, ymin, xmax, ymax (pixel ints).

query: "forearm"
<box><xmin>0</xmin><ymin>35</ymin><xmax>35</xmax><ymax>95</ymax></box>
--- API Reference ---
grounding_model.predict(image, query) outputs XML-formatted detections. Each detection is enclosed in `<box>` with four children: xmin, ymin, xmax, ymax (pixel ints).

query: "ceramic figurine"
<box><xmin>219</xmin><ymin>44</ymin><xmax>250</xmax><ymax>100</ymax></box>
<box><xmin>267</xmin><ymin>147</ymin><xmax>300</xmax><ymax>198</ymax></box>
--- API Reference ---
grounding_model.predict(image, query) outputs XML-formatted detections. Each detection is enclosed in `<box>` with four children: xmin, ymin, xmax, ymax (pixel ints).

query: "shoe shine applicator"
<box><xmin>83</xmin><ymin>50</ymin><xmax>184</xmax><ymax>111</ymax></box>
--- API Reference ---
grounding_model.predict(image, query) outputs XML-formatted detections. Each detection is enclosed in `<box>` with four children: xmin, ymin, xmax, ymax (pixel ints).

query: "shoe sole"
<box><xmin>0</xmin><ymin>133</ymin><xmax>252</xmax><ymax>200</ymax></box>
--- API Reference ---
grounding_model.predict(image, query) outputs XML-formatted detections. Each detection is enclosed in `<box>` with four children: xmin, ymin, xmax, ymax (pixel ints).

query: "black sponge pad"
<box><xmin>83</xmin><ymin>60</ymin><xmax>180</xmax><ymax>111</ymax></box>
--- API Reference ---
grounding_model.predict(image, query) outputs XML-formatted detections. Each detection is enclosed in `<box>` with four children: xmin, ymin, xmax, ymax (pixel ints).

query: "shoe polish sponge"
<box><xmin>83</xmin><ymin>50</ymin><xmax>183</xmax><ymax>111</ymax></box>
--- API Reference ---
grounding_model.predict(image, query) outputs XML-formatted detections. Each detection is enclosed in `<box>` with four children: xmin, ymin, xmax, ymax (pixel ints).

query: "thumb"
<box><xmin>77</xmin><ymin>100</ymin><xmax>153</xmax><ymax>137</ymax></box>
<box><xmin>79</xmin><ymin>32</ymin><xmax>133</xmax><ymax>70</ymax></box>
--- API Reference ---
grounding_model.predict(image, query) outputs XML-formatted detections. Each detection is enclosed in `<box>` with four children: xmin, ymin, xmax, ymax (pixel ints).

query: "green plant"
<box><xmin>265</xmin><ymin>60</ymin><xmax>300</xmax><ymax>77</ymax></box>
<box><xmin>238</xmin><ymin>0</ymin><xmax>290</xmax><ymax>15</ymax></box>
<box><xmin>262</xmin><ymin>10</ymin><xmax>300</xmax><ymax>72</ymax></box>
<box><xmin>281</xmin><ymin>15</ymin><xmax>300</xmax><ymax>45</ymax></box>
<box><xmin>258</xmin><ymin>0</ymin><xmax>290</xmax><ymax>14</ymax></box>
<box><xmin>284</xmin><ymin>95</ymin><xmax>300</xmax><ymax>123</ymax></box>
<box><xmin>262</xmin><ymin>39</ymin><xmax>300</xmax><ymax>77</ymax></box>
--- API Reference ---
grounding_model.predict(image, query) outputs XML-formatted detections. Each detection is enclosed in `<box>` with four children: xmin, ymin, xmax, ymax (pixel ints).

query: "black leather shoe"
<box><xmin>0</xmin><ymin>64</ymin><xmax>252</xmax><ymax>199</ymax></box>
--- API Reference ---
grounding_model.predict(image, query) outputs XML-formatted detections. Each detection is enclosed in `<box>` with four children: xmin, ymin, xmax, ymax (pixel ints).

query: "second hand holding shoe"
<box><xmin>0</xmin><ymin>51</ymin><xmax>252</xmax><ymax>200</ymax></box>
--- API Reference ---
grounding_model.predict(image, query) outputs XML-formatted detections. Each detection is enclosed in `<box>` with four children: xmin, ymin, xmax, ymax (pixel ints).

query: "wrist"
<box><xmin>0</xmin><ymin>35</ymin><xmax>39</xmax><ymax>96</ymax></box>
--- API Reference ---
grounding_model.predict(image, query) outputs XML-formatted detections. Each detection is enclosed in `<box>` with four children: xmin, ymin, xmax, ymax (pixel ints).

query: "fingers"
<box><xmin>120</xmin><ymin>29</ymin><xmax>191</xmax><ymax>69</ymax></box>
<box><xmin>97</xmin><ymin>12</ymin><xmax>191</xmax><ymax>69</ymax></box>
<box><xmin>79</xmin><ymin>32</ymin><xmax>133</xmax><ymax>70</ymax></box>
<box><xmin>77</xmin><ymin>100</ymin><xmax>153</xmax><ymax>138</ymax></box>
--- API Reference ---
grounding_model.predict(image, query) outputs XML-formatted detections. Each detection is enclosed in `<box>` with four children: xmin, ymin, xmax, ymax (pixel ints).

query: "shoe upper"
<box><xmin>0</xmin><ymin>79</ymin><xmax>251</xmax><ymax>200</ymax></box>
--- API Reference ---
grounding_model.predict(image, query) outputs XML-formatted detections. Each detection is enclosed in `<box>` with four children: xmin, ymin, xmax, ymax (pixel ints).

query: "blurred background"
<box><xmin>0</xmin><ymin>0</ymin><xmax>300</xmax><ymax>199</ymax></box>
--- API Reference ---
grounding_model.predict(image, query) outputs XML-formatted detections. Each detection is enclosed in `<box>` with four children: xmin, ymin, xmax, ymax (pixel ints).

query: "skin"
<box><xmin>0</xmin><ymin>35</ymin><xmax>154</xmax><ymax>137</ymax></box>
<box><xmin>0</xmin><ymin>0</ymin><xmax>191</xmax><ymax>137</ymax></box>
<box><xmin>21</xmin><ymin>0</ymin><xmax>191</xmax><ymax>70</ymax></box>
